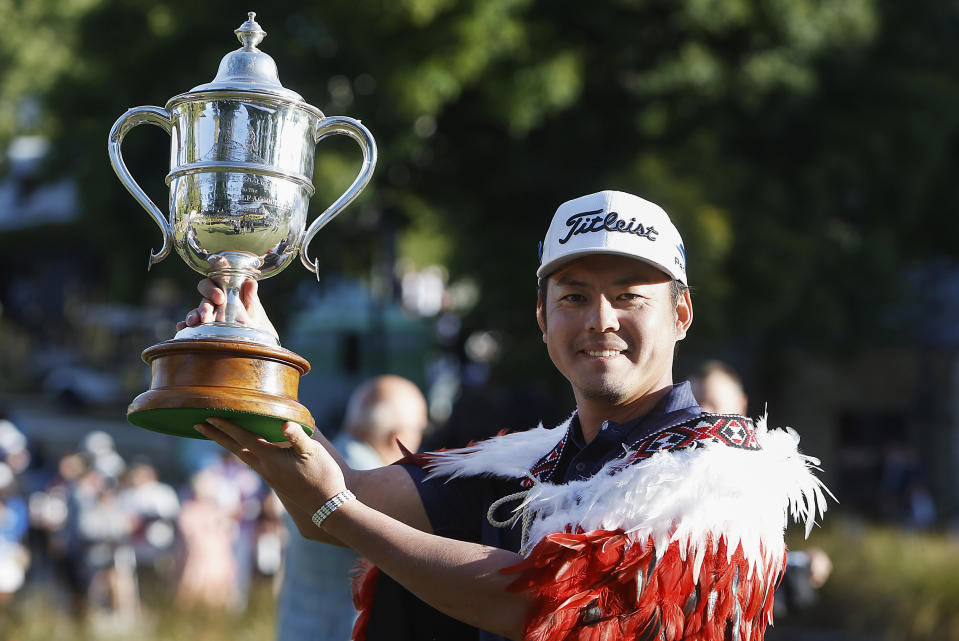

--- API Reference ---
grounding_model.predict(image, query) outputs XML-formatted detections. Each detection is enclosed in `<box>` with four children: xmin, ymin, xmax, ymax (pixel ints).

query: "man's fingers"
<box><xmin>196</xmin><ymin>423</ymin><xmax>259</xmax><ymax>467</ymax></box>
<box><xmin>198</xmin><ymin>299</ymin><xmax>216</xmax><ymax>323</ymax></box>
<box><xmin>195</xmin><ymin>422</ymin><xmax>249</xmax><ymax>460</ymax></box>
<box><xmin>234</xmin><ymin>447</ymin><xmax>258</xmax><ymax>465</ymax></box>
<box><xmin>240</xmin><ymin>278</ymin><xmax>259</xmax><ymax>306</ymax></box>
<box><xmin>204</xmin><ymin>417</ymin><xmax>267</xmax><ymax>450</ymax></box>
<box><xmin>197</xmin><ymin>278</ymin><xmax>226</xmax><ymax>305</ymax></box>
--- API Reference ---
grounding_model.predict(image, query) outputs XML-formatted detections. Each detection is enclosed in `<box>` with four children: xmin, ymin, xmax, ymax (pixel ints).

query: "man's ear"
<box><xmin>675</xmin><ymin>288</ymin><xmax>693</xmax><ymax>341</ymax></box>
<box><xmin>536</xmin><ymin>291</ymin><xmax>547</xmax><ymax>339</ymax></box>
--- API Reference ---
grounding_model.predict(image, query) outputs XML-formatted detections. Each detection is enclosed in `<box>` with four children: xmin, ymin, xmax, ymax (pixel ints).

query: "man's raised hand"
<box><xmin>176</xmin><ymin>277</ymin><xmax>278</xmax><ymax>341</ymax></box>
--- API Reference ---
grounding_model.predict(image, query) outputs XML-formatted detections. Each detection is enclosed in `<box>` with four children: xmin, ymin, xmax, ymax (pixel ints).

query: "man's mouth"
<box><xmin>582</xmin><ymin>349</ymin><xmax>624</xmax><ymax>357</ymax></box>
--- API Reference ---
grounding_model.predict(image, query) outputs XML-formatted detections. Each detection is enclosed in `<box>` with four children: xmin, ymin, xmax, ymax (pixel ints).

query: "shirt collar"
<box><xmin>570</xmin><ymin>381</ymin><xmax>702</xmax><ymax>444</ymax></box>
<box><xmin>655</xmin><ymin>380</ymin><xmax>701</xmax><ymax>415</ymax></box>
<box><xmin>542</xmin><ymin>382</ymin><xmax>702</xmax><ymax>485</ymax></box>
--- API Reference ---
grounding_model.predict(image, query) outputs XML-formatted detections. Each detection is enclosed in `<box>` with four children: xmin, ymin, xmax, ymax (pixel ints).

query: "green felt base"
<box><xmin>127</xmin><ymin>407</ymin><xmax>313</xmax><ymax>443</ymax></box>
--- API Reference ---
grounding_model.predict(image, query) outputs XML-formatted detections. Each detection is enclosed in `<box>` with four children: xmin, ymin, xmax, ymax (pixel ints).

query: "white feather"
<box><xmin>424</xmin><ymin>414</ymin><xmax>574</xmax><ymax>481</ymax></box>
<box><xmin>424</xmin><ymin>414</ymin><xmax>830</xmax><ymax>583</ymax></box>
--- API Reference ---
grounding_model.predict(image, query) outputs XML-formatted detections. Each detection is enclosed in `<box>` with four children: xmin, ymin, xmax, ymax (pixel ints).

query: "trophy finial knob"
<box><xmin>235</xmin><ymin>11</ymin><xmax>267</xmax><ymax>50</ymax></box>
<box><xmin>188</xmin><ymin>12</ymin><xmax>303</xmax><ymax>101</ymax></box>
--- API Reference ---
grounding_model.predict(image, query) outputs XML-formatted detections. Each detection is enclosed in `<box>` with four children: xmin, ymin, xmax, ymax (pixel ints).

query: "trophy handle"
<box><xmin>108</xmin><ymin>106</ymin><xmax>175</xmax><ymax>270</ymax></box>
<box><xmin>301</xmin><ymin>116</ymin><xmax>378</xmax><ymax>279</ymax></box>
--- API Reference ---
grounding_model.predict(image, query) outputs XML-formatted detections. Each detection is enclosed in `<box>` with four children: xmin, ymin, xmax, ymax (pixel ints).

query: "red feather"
<box><xmin>503</xmin><ymin>529</ymin><xmax>785</xmax><ymax>641</ymax></box>
<box><xmin>350</xmin><ymin>560</ymin><xmax>379</xmax><ymax>641</ymax></box>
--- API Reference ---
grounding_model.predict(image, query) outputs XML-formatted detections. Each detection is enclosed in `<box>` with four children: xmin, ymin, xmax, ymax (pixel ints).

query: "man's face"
<box><xmin>536</xmin><ymin>254</ymin><xmax>692</xmax><ymax>407</ymax></box>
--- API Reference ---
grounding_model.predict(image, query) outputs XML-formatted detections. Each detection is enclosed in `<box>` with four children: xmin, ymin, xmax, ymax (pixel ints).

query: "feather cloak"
<box><xmin>353</xmin><ymin>414</ymin><xmax>829</xmax><ymax>641</ymax></box>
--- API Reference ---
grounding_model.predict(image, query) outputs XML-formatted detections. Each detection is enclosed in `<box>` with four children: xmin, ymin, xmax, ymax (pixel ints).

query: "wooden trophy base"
<box><xmin>127</xmin><ymin>338</ymin><xmax>314</xmax><ymax>442</ymax></box>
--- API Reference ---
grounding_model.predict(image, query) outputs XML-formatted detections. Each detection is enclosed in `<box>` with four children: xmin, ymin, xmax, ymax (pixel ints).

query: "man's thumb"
<box><xmin>282</xmin><ymin>422</ymin><xmax>311</xmax><ymax>452</ymax></box>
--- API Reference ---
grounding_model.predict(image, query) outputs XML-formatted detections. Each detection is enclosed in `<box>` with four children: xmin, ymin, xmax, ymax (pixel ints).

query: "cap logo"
<box><xmin>675</xmin><ymin>243</ymin><xmax>686</xmax><ymax>272</ymax></box>
<box><xmin>558</xmin><ymin>209</ymin><xmax>659</xmax><ymax>245</ymax></box>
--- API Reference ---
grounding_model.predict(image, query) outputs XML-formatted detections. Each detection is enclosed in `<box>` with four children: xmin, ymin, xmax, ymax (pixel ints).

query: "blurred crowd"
<box><xmin>0</xmin><ymin>410</ymin><xmax>286</xmax><ymax>621</ymax></box>
<box><xmin>0</xmin><ymin>360</ymin><xmax>936</xmax><ymax>632</ymax></box>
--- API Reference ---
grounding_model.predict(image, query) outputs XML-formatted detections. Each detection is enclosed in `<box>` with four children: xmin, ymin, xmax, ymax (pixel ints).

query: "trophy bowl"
<box><xmin>109</xmin><ymin>13</ymin><xmax>377</xmax><ymax>441</ymax></box>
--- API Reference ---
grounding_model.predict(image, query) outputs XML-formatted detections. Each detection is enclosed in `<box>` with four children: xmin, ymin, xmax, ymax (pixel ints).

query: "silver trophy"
<box><xmin>109</xmin><ymin>13</ymin><xmax>377</xmax><ymax>440</ymax></box>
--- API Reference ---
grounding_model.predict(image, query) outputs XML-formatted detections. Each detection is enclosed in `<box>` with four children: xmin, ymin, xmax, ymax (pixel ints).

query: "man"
<box><xmin>689</xmin><ymin>360</ymin><xmax>750</xmax><ymax>415</ymax></box>
<box><xmin>276</xmin><ymin>375</ymin><xmax>428</xmax><ymax>641</ymax></box>
<box><xmin>184</xmin><ymin>190</ymin><xmax>828</xmax><ymax>641</ymax></box>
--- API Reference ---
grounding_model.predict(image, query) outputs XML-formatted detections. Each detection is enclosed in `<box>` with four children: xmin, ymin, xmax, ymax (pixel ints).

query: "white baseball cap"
<box><xmin>537</xmin><ymin>190</ymin><xmax>687</xmax><ymax>285</ymax></box>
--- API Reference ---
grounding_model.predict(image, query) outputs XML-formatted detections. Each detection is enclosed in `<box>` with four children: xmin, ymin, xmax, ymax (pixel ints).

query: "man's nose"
<box><xmin>587</xmin><ymin>296</ymin><xmax>619</xmax><ymax>332</ymax></box>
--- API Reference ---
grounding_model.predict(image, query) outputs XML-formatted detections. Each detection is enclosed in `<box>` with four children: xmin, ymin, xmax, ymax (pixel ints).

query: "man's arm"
<box><xmin>305</xmin><ymin>428</ymin><xmax>433</xmax><ymax>545</ymax></box>
<box><xmin>182</xmin><ymin>279</ymin><xmax>530</xmax><ymax>635</ymax></box>
<box><xmin>197</xmin><ymin>418</ymin><xmax>529</xmax><ymax>640</ymax></box>
<box><xmin>178</xmin><ymin>278</ymin><xmax>433</xmax><ymax>543</ymax></box>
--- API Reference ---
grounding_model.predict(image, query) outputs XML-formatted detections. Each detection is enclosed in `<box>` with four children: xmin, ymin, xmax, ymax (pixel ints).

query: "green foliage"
<box><xmin>396</xmin><ymin>192</ymin><xmax>454</xmax><ymax>268</ymax></box>
<box><xmin>790</xmin><ymin>520</ymin><xmax>959</xmax><ymax>640</ymax></box>
<box><xmin>2</xmin><ymin>0</ymin><xmax>959</xmax><ymax>378</ymax></box>
<box><xmin>0</xmin><ymin>0</ymin><xmax>106</xmax><ymax>143</ymax></box>
<box><xmin>3</xmin><ymin>580</ymin><xmax>278</xmax><ymax>641</ymax></box>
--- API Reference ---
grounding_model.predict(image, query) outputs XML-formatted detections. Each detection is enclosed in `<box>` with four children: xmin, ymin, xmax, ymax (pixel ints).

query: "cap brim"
<box><xmin>537</xmin><ymin>247</ymin><xmax>685</xmax><ymax>284</ymax></box>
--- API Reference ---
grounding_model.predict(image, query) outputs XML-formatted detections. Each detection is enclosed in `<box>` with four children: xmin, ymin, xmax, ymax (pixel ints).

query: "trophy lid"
<box><xmin>189</xmin><ymin>12</ymin><xmax>304</xmax><ymax>101</ymax></box>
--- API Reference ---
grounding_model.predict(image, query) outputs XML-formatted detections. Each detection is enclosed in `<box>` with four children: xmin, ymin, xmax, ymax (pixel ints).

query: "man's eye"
<box><xmin>560</xmin><ymin>293</ymin><xmax>585</xmax><ymax>302</ymax></box>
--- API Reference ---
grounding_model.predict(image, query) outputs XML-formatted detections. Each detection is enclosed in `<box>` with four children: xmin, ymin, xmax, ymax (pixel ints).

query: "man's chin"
<box><xmin>576</xmin><ymin>380</ymin><xmax>633</xmax><ymax>404</ymax></box>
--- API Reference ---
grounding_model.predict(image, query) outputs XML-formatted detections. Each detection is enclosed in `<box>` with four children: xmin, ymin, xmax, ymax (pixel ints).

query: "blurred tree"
<box><xmin>0</xmin><ymin>0</ymin><xmax>106</xmax><ymax>144</ymax></box>
<box><xmin>2</xmin><ymin>0</ymin><xmax>958</xmax><ymax>384</ymax></box>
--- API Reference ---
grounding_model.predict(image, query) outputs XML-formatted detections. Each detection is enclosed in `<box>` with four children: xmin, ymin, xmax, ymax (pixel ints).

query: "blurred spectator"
<box><xmin>0</xmin><ymin>462</ymin><xmax>29</xmax><ymax>603</ymax></box>
<box><xmin>25</xmin><ymin>438</ymin><xmax>142</xmax><ymax>619</ymax></box>
<box><xmin>689</xmin><ymin>360</ymin><xmax>749</xmax><ymax>415</ymax></box>
<box><xmin>0</xmin><ymin>425</ymin><xmax>309</xmax><ymax>618</ymax></box>
<box><xmin>0</xmin><ymin>409</ymin><xmax>31</xmax><ymax>602</ymax></box>
<box><xmin>81</xmin><ymin>431</ymin><xmax>125</xmax><ymax>481</ymax></box>
<box><xmin>44</xmin><ymin>452</ymin><xmax>89</xmax><ymax>615</ymax></box>
<box><xmin>689</xmin><ymin>360</ymin><xmax>833</xmax><ymax>619</ymax></box>
<box><xmin>879</xmin><ymin>440</ymin><xmax>936</xmax><ymax>528</ymax></box>
<box><xmin>276</xmin><ymin>375</ymin><xmax>429</xmax><ymax>641</ymax></box>
<box><xmin>79</xmin><ymin>479</ymin><xmax>138</xmax><ymax>619</ymax></box>
<box><xmin>208</xmin><ymin>451</ymin><xmax>264</xmax><ymax>611</ymax></box>
<box><xmin>118</xmin><ymin>462</ymin><xmax>179</xmax><ymax>583</ymax></box>
<box><xmin>774</xmin><ymin>546</ymin><xmax>834</xmax><ymax>619</ymax></box>
<box><xmin>256</xmin><ymin>490</ymin><xmax>286</xmax><ymax>581</ymax></box>
<box><xmin>0</xmin><ymin>412</ymin><xmax>30</xmax><ymax>476</ymax></box>
<box><xmin>337</xmin><ymin>375</ymin><xmax>429</xmax><ymax>465</ymax></box>
<box><xmin>175</xmin><ymin>468</ymin><xmax>237</xmax><ymax>610</ymax></box>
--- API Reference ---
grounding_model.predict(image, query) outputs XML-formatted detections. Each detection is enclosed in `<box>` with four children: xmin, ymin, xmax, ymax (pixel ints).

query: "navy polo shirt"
<box><xmin>382</xmin><ymin>382</ymin><xmax>703</xmax><ymax>641</ymax></box>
